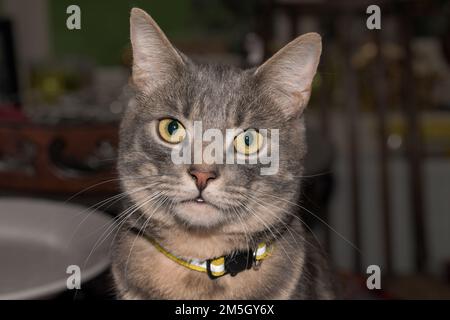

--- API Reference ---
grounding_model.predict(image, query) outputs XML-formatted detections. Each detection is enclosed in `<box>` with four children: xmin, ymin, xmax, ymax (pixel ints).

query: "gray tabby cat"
<box><xmin>112</xmin><ymin>8</ymin><xmax>335</xmax><ymax>299</ymax></box>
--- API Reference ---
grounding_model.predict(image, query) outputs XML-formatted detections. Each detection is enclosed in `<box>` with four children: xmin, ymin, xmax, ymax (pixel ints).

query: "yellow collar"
<box><xmin>138</xmin><ymin>231</ymin><xmax>272</xmax><ymax>279</ymax></box>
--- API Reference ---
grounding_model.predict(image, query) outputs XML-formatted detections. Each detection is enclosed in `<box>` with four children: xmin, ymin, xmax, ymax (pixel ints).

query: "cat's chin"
<box><xmin>172</xmin><ymin>201</ymin><xmax>224</xmax><ymax>228</ymax></box>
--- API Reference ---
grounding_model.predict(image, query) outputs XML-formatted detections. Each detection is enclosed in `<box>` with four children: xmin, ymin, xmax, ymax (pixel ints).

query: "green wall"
<box><xmin>49</xmin><ymin>0</ymin><xmax>192</xmax><ymax>66</ymax></box>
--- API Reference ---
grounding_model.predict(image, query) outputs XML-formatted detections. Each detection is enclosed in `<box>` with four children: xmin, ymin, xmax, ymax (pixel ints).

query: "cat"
<box><xmin>111</xmin><ymin>7</ymin><xmax>335</xmax><ymax>299</ymax></box>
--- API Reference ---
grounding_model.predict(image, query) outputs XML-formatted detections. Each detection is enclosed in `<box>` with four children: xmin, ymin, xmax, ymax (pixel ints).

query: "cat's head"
<box><xmin>118</xmin><ymin>8</ymin><xmax>321</xmax><ymax>231</ymax></box>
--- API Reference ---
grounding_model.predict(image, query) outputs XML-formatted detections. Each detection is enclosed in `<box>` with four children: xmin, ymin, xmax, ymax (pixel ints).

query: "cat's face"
<box><xmin>118</xmin><ymin>8</ymin><xmax>321</xmax><ymax>231</ymax></box>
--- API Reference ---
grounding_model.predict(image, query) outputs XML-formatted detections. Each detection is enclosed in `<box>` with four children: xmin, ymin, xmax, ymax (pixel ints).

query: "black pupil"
<box><xmin>167</xmin><ymin>120</ymin><xmax>179</xmax><ymax>135</ymax></box>
<box><xmin>244</xmin><ymin>134</ymin><xmax>253</xmax><ymax>146</ymax></box>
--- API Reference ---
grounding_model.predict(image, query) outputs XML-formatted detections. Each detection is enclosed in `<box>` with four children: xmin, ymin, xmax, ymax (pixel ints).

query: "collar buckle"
<box><xmin>206</xmin><ymin>249</ymin><xmax>255</xmax><ymax>280</ymax></box>
<box><xmin>225</xmin><ymin>249</ymin><xmax>254</xmax><ymax>277</ymax></box>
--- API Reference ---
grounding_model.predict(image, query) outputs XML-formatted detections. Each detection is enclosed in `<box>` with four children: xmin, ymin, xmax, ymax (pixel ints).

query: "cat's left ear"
<box><xmin>130</xmin><ymin>8</ymin><xmax>186</xmax><ymax>92</ymax></box>
<box><xmin>254</xmin><ymin>33</ymin><xmax>322</xmax><ymax>118</ymax></box>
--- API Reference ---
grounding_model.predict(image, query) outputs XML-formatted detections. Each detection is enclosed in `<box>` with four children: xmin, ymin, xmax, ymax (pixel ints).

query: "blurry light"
<box><xmin>387</xmin><ymin>134</ymin><xmax>402</xmax><ymax>150</ymax></box>
<box><xmin>351</xmin><ymin>42</ymin><xmax>378</xmax><ymax>68</ymax></box>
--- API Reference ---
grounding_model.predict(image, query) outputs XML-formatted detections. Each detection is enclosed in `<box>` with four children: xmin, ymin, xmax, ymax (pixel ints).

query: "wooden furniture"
<box><xmin>0</xmin><ymin>122</ymin><xmax>119</xmax><ymax>194</ymax></box>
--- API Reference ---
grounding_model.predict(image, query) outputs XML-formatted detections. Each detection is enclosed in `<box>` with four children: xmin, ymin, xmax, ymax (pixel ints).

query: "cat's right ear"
<box><xmin>130</xmin><ymin>8</ymin><xmax>185</xmax><ymax>92</ymax></box>
<box><xmin>254</xmin><ymin>33</ymin><xmax>322</xmax><ymax>118</ymax></box>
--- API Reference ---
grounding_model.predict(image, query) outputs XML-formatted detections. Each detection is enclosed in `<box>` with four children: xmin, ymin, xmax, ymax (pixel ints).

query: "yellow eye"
<box><xmin>234</xmin><ymin>129</ymin><xmax>263</xmax><ymax>155</ymax></box>
<box><xmin>158</xmin><ymin>118</ymin><xmax>186</xmax><ymax>144</ymax></box>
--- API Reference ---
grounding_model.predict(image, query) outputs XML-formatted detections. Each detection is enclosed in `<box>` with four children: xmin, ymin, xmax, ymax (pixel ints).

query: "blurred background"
<box><xmin>0</xmin><ymin>0</ymin><xmax>449</xmax><ymax>299</ymax></box>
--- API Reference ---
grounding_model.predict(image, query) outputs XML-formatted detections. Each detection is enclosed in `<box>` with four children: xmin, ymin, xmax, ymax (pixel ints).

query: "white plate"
<box><xmin>0</xmin><ymin>198</ymin><xmax>114</xmax><ymax>299</ymax></box>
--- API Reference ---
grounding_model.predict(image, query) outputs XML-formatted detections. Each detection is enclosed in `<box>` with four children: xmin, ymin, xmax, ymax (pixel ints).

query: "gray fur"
<box><xmin>111</xmin><ymin>8</ymin><xmax>335</xmax><ymax>299</ymax></box>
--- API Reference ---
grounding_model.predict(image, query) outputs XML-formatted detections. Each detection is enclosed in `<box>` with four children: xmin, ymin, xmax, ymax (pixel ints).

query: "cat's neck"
<box><xmin>131</xmin><ymin>215</ymin><xmax>293</xmax><ymax>260</ymax></box>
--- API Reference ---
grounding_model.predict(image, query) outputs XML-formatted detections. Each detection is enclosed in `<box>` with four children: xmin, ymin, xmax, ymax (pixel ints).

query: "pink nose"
<box><xmin>189</xmin><ymin>168</ymin><xmax>217</xmax><ymax>191</ymax></box>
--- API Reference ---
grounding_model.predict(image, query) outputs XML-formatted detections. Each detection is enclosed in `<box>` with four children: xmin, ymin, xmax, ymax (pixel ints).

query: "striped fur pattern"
<box><xmin>112</xmin><ymin>8</ymin><xmax>335</xmax><ymax>299</ymax></box>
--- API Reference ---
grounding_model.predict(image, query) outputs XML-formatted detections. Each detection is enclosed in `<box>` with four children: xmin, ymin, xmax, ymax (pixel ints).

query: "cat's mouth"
<box><xmin>174</xmin><ymin>195</ymin><xmax>225</xmax><ymax>227</ymax></box>
<box><xmin>194</xmin><ymin>196</ymin><xmax>205</xmax><ymax>203</ymax></box>
<box><xmin>181</xmin><ymin>196</ymin><xmax>217</xmax><ymax>208</ymax></box>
